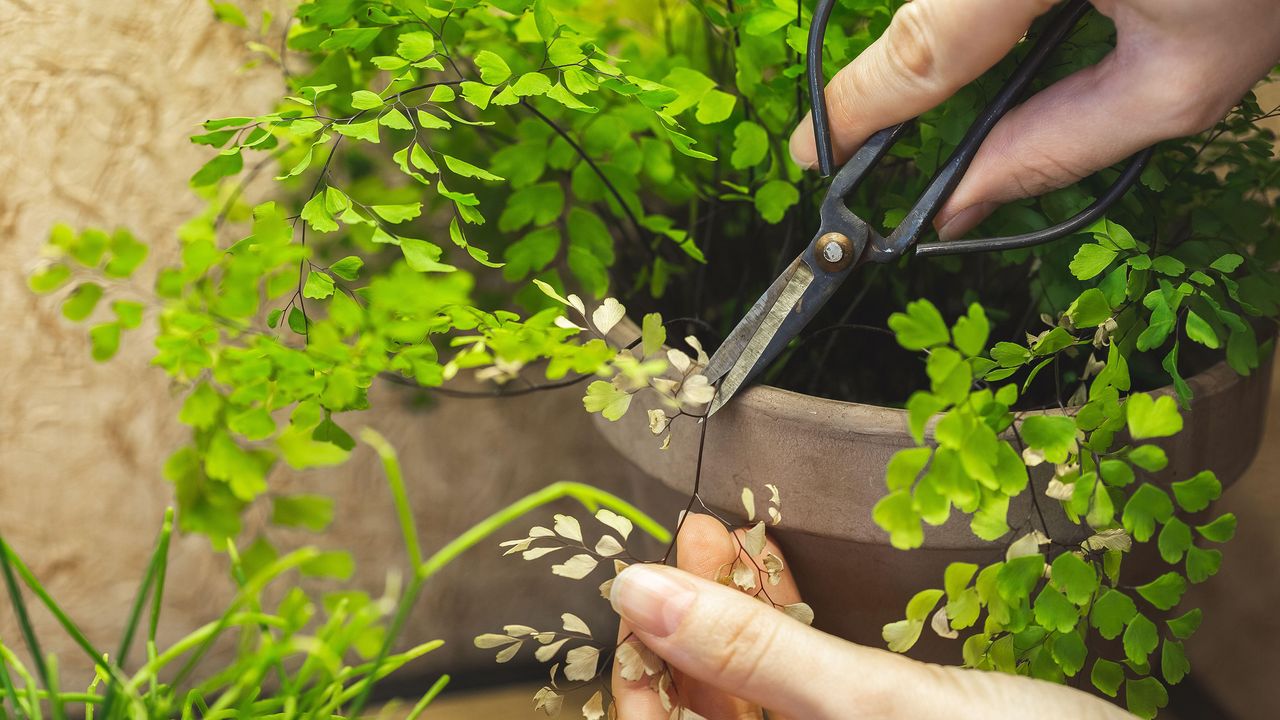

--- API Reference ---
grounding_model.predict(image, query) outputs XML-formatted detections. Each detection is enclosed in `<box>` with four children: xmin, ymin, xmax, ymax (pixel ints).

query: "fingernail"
<box><xmin>788</xmin><ymin>120</ymin><xmax>818</xmax><ymax>171</ymax></box>
<box><xmin>936</xmin><ymin>202</ymin><xmax>998</xmax><ymax>241</ymax></box>
<box><xmin>609</xmin><ymin>565</ymin><xmax>696</xmax><ymax>638</ymax></box>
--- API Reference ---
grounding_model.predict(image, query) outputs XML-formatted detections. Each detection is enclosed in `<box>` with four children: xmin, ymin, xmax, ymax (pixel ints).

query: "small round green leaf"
<box><xmin>1171</xmin><ymin>470</ymin><xmax>1221</xmax><ymax>513</ymax></box>
<box><xmin>1126</xmin><ymin>393</ymin><xmax>1183</xmax><ymax>440</ymax></box>
<box><xmin>1135</xmin><ymin>572</ymin><xmax>1186</xmax><ymax>611</ymax></box>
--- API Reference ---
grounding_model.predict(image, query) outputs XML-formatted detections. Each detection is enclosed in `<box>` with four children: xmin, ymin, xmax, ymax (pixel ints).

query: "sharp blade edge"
<box><xmin>707</xmin><ymin>263</ymin><xmax>814</xmax><ymax>416</ymax></box>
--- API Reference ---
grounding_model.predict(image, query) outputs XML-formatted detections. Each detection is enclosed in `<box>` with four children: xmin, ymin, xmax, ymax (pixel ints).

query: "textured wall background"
<box><xmin>0</xmin><ymin>0</ymin><xmax>674</xmax><ymax>693</ymax></box>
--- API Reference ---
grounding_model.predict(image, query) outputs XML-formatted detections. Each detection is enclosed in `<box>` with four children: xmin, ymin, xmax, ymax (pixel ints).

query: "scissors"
<box><xmin>703</xmin><ymin>0</ymin><xmax>1153</xmax><ymax>416</ymax></box>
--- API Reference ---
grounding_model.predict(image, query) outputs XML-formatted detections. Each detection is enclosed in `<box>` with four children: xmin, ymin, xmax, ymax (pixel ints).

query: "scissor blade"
<box><xmin>704</xmin><ymin>256</ymin><xmax>808</xmax><ymax>384</ymax></box>
<box><xmin>705</xmin><ymin>257</ymin><xmax>825</xmax><ymax>417</ymax></box>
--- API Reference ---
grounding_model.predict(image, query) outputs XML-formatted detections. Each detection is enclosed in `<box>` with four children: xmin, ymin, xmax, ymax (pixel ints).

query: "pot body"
<box><xmin>594</xmin><ymin>352</ymin><xmax>1273</xmax><ymax>655</ymax></box>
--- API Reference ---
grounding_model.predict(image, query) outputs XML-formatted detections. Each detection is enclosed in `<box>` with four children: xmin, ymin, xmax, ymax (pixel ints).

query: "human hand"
<box><xmin>610</xmin><ymin>514</ymin><xmax>1132</xmax><ymax>719</ymax></box>
<box><xmin>789</xmin><ymin>0</ymin><xmax>1280</xmax><ymax>240</ymax></box>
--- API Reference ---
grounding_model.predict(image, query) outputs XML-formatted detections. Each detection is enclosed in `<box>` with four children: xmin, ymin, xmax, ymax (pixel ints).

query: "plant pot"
<box><xmin>593</xmin><ymin>341</ymin><xmax>1273</xmax><ymax>663</ymax></box>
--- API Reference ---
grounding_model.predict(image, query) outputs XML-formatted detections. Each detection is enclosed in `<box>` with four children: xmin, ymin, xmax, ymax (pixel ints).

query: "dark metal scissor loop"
<box><xmin>702</xmin><ymin>0</ymin><xmax>1157</xmax><ymax>416</ymax></box>
<box><xmin>807</xmin><ymin>0</ymin><xmax>1153</xmax><ymax>260</ymax></box>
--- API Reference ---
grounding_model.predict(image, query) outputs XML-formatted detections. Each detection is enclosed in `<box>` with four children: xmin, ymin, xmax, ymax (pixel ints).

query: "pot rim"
<box><xmin>723</xmin><ymin>354</ymin><xmax>1245</xmax><ymax>433</ymax></box>
<box><xmin>602</xmin><ymin>316</ymin><xmax>1270</xmax><ymax>547</ymax></box>
<box><xmin>631</xmin><ymin>310</ymin><xmax>1248</xmax><ymax>430</ymax></box>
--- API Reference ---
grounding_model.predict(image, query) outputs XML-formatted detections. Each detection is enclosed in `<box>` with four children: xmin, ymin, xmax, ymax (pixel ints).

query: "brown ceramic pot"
<box><xmin>594</xmin><ymin>337</ymin><xmax>1273</xmax><ymax>663</ymax></box>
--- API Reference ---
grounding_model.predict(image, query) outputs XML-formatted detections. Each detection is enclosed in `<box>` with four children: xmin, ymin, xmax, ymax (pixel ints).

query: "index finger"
<box><xmin>790</xmin><ymin>0</ymin><xmax>1062</xmax><ymax>168</ymax></box>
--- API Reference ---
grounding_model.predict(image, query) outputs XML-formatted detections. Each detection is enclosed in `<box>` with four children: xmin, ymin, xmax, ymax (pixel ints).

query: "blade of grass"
<box><xmin>222</xmin><ymin>537</ymin><xmax>292</xmax><ymax>696</ymax></box>
<box><xmin>405</xmin><ymin>674</ymin><xmax>450</xmax><ymax>720</ymax></box>
<box><xmin>0</xmin><ymin>536</ymin><xmax>121</xmax><ymax>690</ymax></box>
<box><xmin>0</xmin><ymin>636</ymin><xmax>23</xmax><ymax>719</ymax></box>
<box><xmin>42</xmin><ymin>654</ymin><xmax>61</xmax><ymax>720</ymax></box>
<box><xmin>146</xmin><ymin>509</ymin><xmax>174</xmax><ymax>646</ymax></box>
<box><xmin>0</xmin><ymin>642</ymin><xmax>42</xmax><ymax>719</ymax></box>
<box><xmin>101</xmin><ymin>509</ymin><xmax>173</xmax><ymax>720</ymax></box>
<box><xmin>165</xmin><ymin>549</ymin><xmax>319</xmax><ymax>690</ymax></box>
<box><xmin>83</xmin><ymin>663</ymin><xmax>105</xmax><ymax>720</ymax></box>
<box><xmin>0</xmin><ymin>536</ymin><xmax>56</xmax><ymax>719</ymax></box>
<box><xmin>346</xmin><ymin>429</ymin><xmax>670</xmax><ymax>717</ymax></box>
<box><xmin>362</xmin><ymin>429</ymin><xmax>424</xmax><ymax>569</ymax></box>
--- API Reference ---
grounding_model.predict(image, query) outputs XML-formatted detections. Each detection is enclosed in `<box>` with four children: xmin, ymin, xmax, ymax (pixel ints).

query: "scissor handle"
<box><xmin>807</xmin><ymin>0</ymin><xmax>1152</xmax><ymax>259</ymax></box>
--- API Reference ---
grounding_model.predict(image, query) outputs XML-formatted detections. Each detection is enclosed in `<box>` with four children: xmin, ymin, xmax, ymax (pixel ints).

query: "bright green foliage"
<box><xmin>1161</xmin><ymin>639</ymin><xmax>1190</xmax><ymax>685</ymax></box>
<box><xmin>1171</xmin><ymin>470</ymin><xmax>1222</xmax><ymax>512</ymax></box>
<box><xmin>1136</xmin><ymin>572</ymin><xmax>1186</xmax><ymax>611</ymax></box>
<box><xmin>1196</xmin><ymin>513</ymin><xmax>1236</xmax><ymax>542</ymax></box>
<box><xmin>1167</xmin><ymin>609</ymin><xmax>1203</xmax><ymax>640</ymax></box>
<box><xmin>888</xmin><ymin>299</ymin><xmax>950</xmax><ymax>351</ymax></box>
<box><xmin>877</xmin><ymin>300</ymin><xmax>1237</xmax><ymax>706</ymax></box>
<box><xmin>1125</xmin><ymin>394</ymin><xmax>1183</xmax><ymax>439</ymax></box>
<box><xmin>1091</xmin><ymin>589</ymin><xmax>1137</xmax><ymax>640</ymax></box>
<box><xmin>1126</xmin><ymin>677</ymin><xmax>1170</xmax><ymax>719</ymax></box>
<box><xmin>1092</xmin><ymin>659</ymin><xmax>1125</xmax><ymax>697</ymax></box>
<box><xmin>1122</xmin><ymin>484</ymin><xmax>1174</xmax><ymax>542</ymax></box>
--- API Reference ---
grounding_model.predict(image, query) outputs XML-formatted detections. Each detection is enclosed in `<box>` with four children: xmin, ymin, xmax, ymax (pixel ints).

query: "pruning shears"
<box><xmin>703</xmin><ymin>0</ymin><xmax>1153</xmax><ymax>416</ymax></box>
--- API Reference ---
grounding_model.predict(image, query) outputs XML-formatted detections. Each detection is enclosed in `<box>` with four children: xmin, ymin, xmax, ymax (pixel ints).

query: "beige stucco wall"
<box><xmin>0</xmin><ymin>0</ymin><xmax>674</xmax><ymax>693</ymax></box>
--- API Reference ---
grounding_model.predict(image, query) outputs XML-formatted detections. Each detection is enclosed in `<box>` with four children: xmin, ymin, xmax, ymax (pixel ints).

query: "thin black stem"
<box><xmin>519</xmin><ymin>100</ymin><xmax>656</xmax><ymax>263</ymax></box>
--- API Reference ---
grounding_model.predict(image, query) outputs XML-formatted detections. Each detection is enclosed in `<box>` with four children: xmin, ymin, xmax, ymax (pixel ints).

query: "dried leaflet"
<box><xmin>616</xmin><ymin>640</ymin><xmax>663</xmax><ymax>682</ymax></box>
<box><xmin>554</xmin><ymin>315</ymin><xmax>587</xmax><ymax>331</ymax></box>
<box><xmin>582</xmin><ymin>690</ymin><xmax>605</xmax><ymax>720</ymax></box>
<box><xmin>765</xmin><ymin>483</ymin><xmax>782</xmax><ymax>524</ymax></box>
<box><xmin>495</xmin><ymin>641</ymin><xmax>524</xmax><ymax>663</ymax></box>
<box><xmin>562</xmin><ymin>612</ymin><xmax>592</xmax><ymax>636</ymax></box>
<box><xmin>685</xmin><ymin>335</ymin><xmax>709</xmax><ymax>367</ymax></box>
<box><xmin>523</xmin><ymin>546</ymin><xmax>565</xmax><ymax>561</ymax></box>
<box><xmin>1044</xmin><ymin>478</ymin><xmax>1075</xmax><ymax>500</ymax></box>
<box><xmin>782</xmin><ymin>602</ymin><xmax>815</xmax><ymax>625</ymax></box>
<box><xmin>1005</xmin><ymin>530</ymin><xmax>1050</xmax><ymax>561</ymax></box>
<box><xmin>742</xmin><ymin>521</ymin><xmax>766</xmax><ymax>557</ymax></box>
<box><xmin>592</xmin><ymin>298</ymin><xmax>625</xmax><ymax>335</ymax></box>
<box><xmin>564</xmin><ymin>645</ymin><xmax>600</xmax><ymax>681</ymax></box>
<box><xmin>1084</xmin><ymin>528</ymin><xmax>1132</xmax><ymax>552</ymax></box>
<box><xmin>594</xmin><ymin>534</ymin><xmax>624</xmax><ymax>557</ymax></box>
<box><xmin>474</xmin><ymin>633</ymin><xmax>517</xmax><ymax>649</ymax></box>
<box><xmin>667</xmin><ymin>348</ymin><xmax>691</xmax><ymax>374</ymax></box>
<box><xmin>762</xmin><ymin>552</ymin><xmax>784</xmax><ymax>586</ymax></box>
<box><xmin>729</xmin><ymin>557</ymin><xmax>756</xmax><ymax>591</ymax></box>
<box><xmin>533</xmin><ymin>686</ymin><xmax>564</xmax><ymax>716</ymax></box>
<box><xmin>678</xmin><ymin>374</ymin><xmax>715</xmax><ymax>406</ymax></box>
<box><xmin>599</xmin><ymin>559</ymin><xmax>628</xmax><ymax>599</ymax></box>
<box><xmin>741</xmin><ymin>487</ymin><xmax>755</xmax><ymax>521</ymax></box>
<box><xmin>930</xmin><ymin>606</ymin><xmax>958</xmax><ymax>639</ymax></box>
<box><xmin>534</xmin><ymin>638</ymin><xmax>569</xmax><ymax>662</ymax></box>
<box><xmin>554</xmin><ymin>514</ymin><xmax>584</xmax><ymax>542</ymax></box>
<box><xmin>648</xmin><ymin>408</ymin><xmax>671</xmax><ymax>435</ymax></box>
<box><xmin>552</xmin><ymin>553</ymin><xmax>599</xmax><ymax>580</ymax></box>
<box><xmin>595</xmin><ymin>509</ymin><xmax>633</xmax><ymax>540</ymax></box>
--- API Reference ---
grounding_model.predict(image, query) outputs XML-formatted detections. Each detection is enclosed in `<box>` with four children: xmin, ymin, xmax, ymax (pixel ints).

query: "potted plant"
<box><xmin>25</xmin><ymin>0</ymin><xmax>1278</xmax><ymax>718</ymax></box>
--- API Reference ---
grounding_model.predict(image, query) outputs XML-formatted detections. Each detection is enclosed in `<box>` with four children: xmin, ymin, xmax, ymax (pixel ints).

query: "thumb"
<box><xmin>609</xmin><ymin>564</ymin><xmax>1135</xmax><ymax>720</ymax></box>
<box><xmin>608</xmin><ymin>563</ymin><xmax>912</xmax><ymax>718</ymax></box>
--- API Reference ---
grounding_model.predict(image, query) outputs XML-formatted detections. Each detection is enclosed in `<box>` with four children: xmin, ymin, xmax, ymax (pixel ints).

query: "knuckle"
<box><xmin>826</xmin><ymin>70</ymin><xmax>867</xmax><ymax>131</ymax></box>
<box><xmin>883</xmin><ymin>2</ymin><xmax>939</xmax><ymax>87</ymax></box>
<box><xmin>988</xmin><ymin>136</ymin><xmax>1087</xmax><ymax>200</ymax></box>
<box><xmin>705</xmin><ymin>609</ymin><xmax>782</xmax><ymax>687</ymax></box>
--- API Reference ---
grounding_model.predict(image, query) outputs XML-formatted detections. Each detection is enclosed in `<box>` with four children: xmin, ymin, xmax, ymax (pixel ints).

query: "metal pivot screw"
<box><xmin>815</xmin><ymin>232</ymin><xmax>854</xmax><ymax>271</ymax></box>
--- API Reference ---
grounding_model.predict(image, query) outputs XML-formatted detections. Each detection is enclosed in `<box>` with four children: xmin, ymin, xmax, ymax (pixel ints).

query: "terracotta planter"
<box><xmin>594</xmin><ymin>343</ymin><xmax>1273</xmax><ymax>663</ymax></box>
